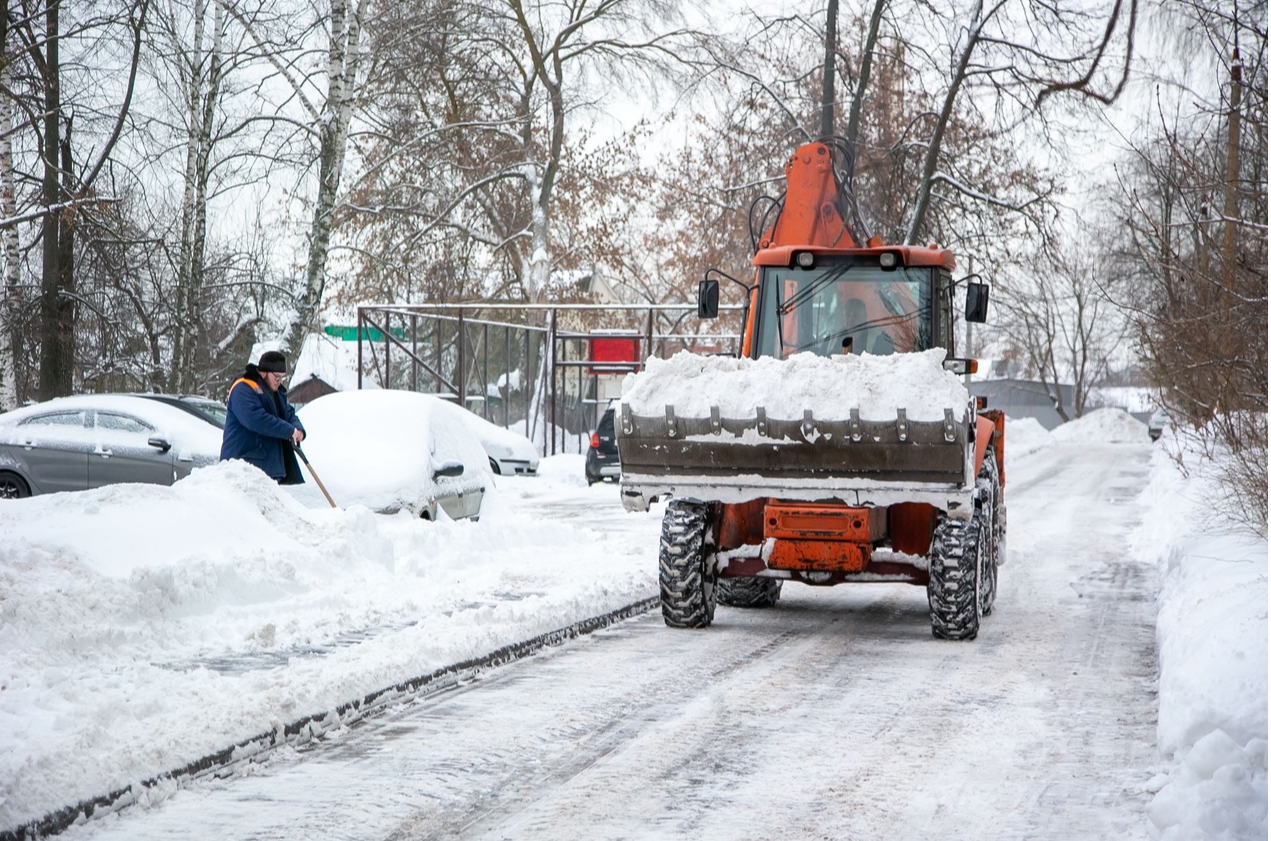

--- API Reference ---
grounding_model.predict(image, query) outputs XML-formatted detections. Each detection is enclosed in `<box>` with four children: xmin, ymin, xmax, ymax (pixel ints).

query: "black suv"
<box><xmin>585</xmin><ymin>405</ymin><xmax>620</xmax><ymax>485</ymax></box>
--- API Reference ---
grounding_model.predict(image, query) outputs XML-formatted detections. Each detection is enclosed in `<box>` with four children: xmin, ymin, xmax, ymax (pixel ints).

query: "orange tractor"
<box><xmin>616</xmin><ymin>139</ymin><xmax>1006</xmax><ymax>640</ymax></box>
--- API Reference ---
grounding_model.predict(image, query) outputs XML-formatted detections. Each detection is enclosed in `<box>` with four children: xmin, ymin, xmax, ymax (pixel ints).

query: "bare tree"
<box><xmin>899</xmin><ymin>0</ymin><xmax>1139</xmax><ymax>243</ymax></box>
<box><xmin>337</xmin><ymin>0</ymin><xmax>684</xmax><ymax>312</ymax></box>
<box><xmin>0</xmin><ymin>10</ymin><xmax>24</xmax><ymax>409</ymax></box>
<box><xmin>1109</xmin><ymin>0</ymin><xmax>1267</xmax><ymax>532</ymax></box>
<box><xmin>163</xmin><ymin>0</ymin><xmax>230</xmax><ymax>393</ymax></box>
<box><xmin>215</xmin><ymin>0</ymin><xmax>372</xmax><ymax>359</ymax></box>
<box><xmin>6</xmin><ymin>0</ymin><xmax>152</xmax><ymax>399</ymax></box>
<box><xmin>997</xmin><ymin>246</ymin><xmax>1127</xmax><ymax>421</ymax></box>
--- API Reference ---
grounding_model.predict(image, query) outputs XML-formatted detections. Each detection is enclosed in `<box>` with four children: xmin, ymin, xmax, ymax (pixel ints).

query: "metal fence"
<box><xmin>354</xmin><ymin>302</ymin><xmax>744</xmax><ymax>454</ymax></box>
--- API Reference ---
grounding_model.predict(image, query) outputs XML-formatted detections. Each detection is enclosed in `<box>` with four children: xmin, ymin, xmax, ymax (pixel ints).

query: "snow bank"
<box><xmin>1004</xmin><ymin>416</ymin><xmax>1051</xmax><ymax>462</ymax></box>
<box><xmin>1051</xmin><ymin>407</ymin><xmax>1149</xmax><ymax>443</ymax></box>
<box><xmin>621</xmin><ymin>349</ymin><xmax>970</xmax><ymax>423</ymax></box>
<box><xmin>0</xmin><ymin>460</ymin><xmax>658</xmax><ymax>832</ymax></box>
<box><xmin>1132</xmin><ymin>445</ymin><xmax>1268</xmax><ymax>840</ymax></box>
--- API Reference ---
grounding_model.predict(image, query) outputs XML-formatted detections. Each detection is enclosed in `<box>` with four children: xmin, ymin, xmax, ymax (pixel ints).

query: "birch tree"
<box><xmin>162</xmin><ymin>0</ymin><xmax>230</xmax><ymax>393</ymax></box>
<box><xmin>218</xmin><ymin>0</ymin><xmax>371</xmax><ymax>358</ymax></box>
<box><xmin>0</xmin><ymin>12</ymin><xmax>23</xmax><ymax>410</ymax></box>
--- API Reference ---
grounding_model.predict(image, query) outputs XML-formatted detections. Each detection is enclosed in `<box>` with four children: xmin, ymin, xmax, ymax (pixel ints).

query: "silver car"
<box><xmin>0</xmin><ymin>395</ymin><xmax>223</xmax><ymax>499</ymax></box>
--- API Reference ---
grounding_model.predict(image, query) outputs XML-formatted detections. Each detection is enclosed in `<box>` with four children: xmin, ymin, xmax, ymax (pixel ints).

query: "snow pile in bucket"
<box><xmin>1050</xmin><ymin>407</ymin><xmax>1149</xmax><ymax>443</ymax></box>
<box><xmin>621</xmin><ymin>349</ymin><xmax>969</xmax><ymax>423</ymax></box>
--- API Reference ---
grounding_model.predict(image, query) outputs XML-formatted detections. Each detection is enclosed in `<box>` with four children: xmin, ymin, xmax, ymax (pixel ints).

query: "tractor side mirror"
<box><xmin>697</xmin><ymin>279</ymin><xmax>720</xmax><ymax>319</ymax></box>
<box><xmin>965</xmin><ymin>282</ymin><xmax>989</xmax><ymax>323</ymax></box>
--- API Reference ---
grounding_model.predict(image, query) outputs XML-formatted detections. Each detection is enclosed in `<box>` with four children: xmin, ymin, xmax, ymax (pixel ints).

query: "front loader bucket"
<box><xmin>617</xmin><ymin>402</ymin><xmax>973</xmax><ymax>510</ymax></box>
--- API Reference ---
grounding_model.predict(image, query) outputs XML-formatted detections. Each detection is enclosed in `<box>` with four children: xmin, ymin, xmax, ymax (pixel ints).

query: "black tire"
<box><xmin>976</xmin><ymin>450</ymin><xmax>1004</xmax><ymax>616</ymax></box>
<box><xmin>717</xmin><ymin>576</ymin><xmax>782</xmax><ymax>608</ymax></box>
<box><xmin>928</xmin><ymin>515</ymin><xmax>982</xmax><ymax>640</ymax></box>
<box><xmin>659</xmin><ymin>499</ymin><xmax>716</xmax><ymax>628</ymax></box>
<box><xmin>0</xmin><ymin>471</ymin><xmax>31</xmax><ymax>499</ymax></box>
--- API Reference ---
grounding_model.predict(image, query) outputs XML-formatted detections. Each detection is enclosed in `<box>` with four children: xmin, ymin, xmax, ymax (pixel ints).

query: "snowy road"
<box><xmin>68</xmin><ymin>443</ymin><xmax>1159</xmax><ymax>840</ymax></box>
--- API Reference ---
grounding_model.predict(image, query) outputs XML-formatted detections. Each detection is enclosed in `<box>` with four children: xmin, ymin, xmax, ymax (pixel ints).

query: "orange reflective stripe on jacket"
<box><xmin>228</xmin><ymin>377</ymin><xmax>263</xmax><ymax>399</ymax></box>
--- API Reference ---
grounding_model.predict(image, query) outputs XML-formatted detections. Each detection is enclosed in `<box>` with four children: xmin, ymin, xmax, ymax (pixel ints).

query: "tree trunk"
<box><xmin>0</xmin><ymin>51</ymin><xmax>21</xmax><ymax>410</ymax></box>
<box><xmin>284</xmin><ymin>0</ymin><xmax>368</xmax><ymax>357</ymax></box>
<box><xmin>819</xmin><ymin>0</ymin><xmax>838</xmax><ymax>138</ymax></box>
<box><xmin>38</xmin><ymin>0</ymin><xmax>69</xmax><ymax>400</ymax></box>
<box><xmin>171</xmin><ymin>0</ymin><xmax>224</xmax><ymax>394</ymax></box>
<box><xmin>844</xmin><ymin>0</ymin><xmax>886</xmax><ymax>152</ymax></box>
<box><xmin>904</xmin><ymin>0</ymin><xmax>981</xmax><ymax>245</ymax></box>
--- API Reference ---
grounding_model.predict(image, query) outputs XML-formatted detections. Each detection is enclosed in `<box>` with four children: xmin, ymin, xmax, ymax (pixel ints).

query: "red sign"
<box><xmin>588</xmin><ymin>332</ymin><xmax>641</xmax><ymax>375</ymax></box>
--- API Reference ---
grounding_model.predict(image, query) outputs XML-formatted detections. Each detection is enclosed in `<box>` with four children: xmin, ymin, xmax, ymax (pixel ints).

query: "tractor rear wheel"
<box><xmin>927</xmin><ymin>515</ymin><xmax>982</xmax><ymax>640</ymax></box>
<box><xmin>659</xmin><ymin>500</ymin><xmax>716</xmax><ymax>628</ymax></box>
<box><xmin>716</xmin><ymin>576</ymin><xmax>782</xmax><ymax>608</ymax></box>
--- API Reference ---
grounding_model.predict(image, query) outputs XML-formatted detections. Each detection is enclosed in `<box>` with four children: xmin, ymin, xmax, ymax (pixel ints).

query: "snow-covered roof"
<box><xmin>250</xmin><ymin>334</ymin><xmax>371</xmax><ymax>393</ymax></box>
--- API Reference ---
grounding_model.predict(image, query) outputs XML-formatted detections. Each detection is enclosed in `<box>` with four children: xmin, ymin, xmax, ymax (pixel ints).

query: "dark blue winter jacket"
<box><xmin>220</xmin><ymin>365</ymin><xmax>306</xmax><ymax>484</ymax></box>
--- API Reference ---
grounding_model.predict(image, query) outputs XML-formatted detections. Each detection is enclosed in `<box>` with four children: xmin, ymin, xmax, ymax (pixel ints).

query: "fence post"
<box><xmin>645</xmin><ymin>307</ymin><xmax>654</xmax><ymax>368</ymax></box>
<box><xmin>457</xmin><ymin>308</ymin><xmax>465</xmax><ymax>406</ymax></box>
<box><xmin>548</xmin><ymin>308</ymin><xmax>557</xmax><ymax>455</ymax></box>
<box><xmin>411</xmin><ymin>313</ymin><xmax>418</xmax><ymax>392</ymax></box>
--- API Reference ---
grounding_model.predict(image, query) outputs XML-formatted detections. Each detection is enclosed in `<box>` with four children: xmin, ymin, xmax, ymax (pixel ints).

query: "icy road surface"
<box><xmin>69</xmin><ymin>444</ymin><xmax>1158</xmax><ymax>840</ymax></box>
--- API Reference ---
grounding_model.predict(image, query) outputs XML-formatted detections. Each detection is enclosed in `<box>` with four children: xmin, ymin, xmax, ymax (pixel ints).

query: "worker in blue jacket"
<box><xmin>220</xmin><ymin>350</ymin><xmax>306</xmax><ymax>484</ymax></box>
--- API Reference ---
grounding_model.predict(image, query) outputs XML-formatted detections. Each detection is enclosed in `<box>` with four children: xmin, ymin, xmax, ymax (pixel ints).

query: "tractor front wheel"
<box><xmin>927</xmin><ymin>515</ymin><xmax>983</xmax><ymax>640</ymax></box>
<box><xmin>976</xmin><ymin>449</ymin><xmax>1004</xmax><ymax>616</ymax></box>
<box><xmin>659</xmin><ymin>500</ymin><xmax>717</xmax><ymax>628</ymax></box>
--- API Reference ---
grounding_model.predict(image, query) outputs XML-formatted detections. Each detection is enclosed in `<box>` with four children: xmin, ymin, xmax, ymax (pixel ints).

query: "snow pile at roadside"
<box><xmin>1051</xmin><ymin>407</ymin><xmax>1149</xmax><ymax>443</ymax></box>
<box><xmin>1003</xmin><ymin>416</ymin><xmax>1051</xmax><ymax>464</ymax></box>
<box><xmin>621</xmin><ymin>349</ymin><xmax>969</xmax><ymax>422</ymax></box>
<box><xmin>0</xmin><ymin>460</ymin><xmax>658</xmax><ymax>832</ymax></box>
<box><xmin>1132</xmin><ymin>442</ymin><xmax>1268</xmax><ymax>839</ymax></box>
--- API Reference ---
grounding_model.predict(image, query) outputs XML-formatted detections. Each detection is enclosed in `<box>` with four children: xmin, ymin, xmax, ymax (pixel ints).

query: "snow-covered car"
<box><xmin>294</xmin><ymin>389</ymin><xmax>491</xmax><ymax>520</ymax></box>
<box><xmin>0</xmin><ymin>394</ymin><xmax>223</xmax><ymax>499</ymax></box>
<box><xmin>457</xmin><ymin>408</ymin><xmax>540</xmax><ymax>476</ymax></box>
<box><xmin>1148</xmin><ymin>408</ymin><xmax>1170</xmax><ymax>441</ymax></box>
<box><xmin>133</xmin><ymin>393</ymin><xmax>228</xmax><ymax>428</ymax></box>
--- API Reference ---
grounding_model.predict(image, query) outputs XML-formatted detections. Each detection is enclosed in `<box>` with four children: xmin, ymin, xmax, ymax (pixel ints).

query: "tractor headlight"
<box><xmin>795</xmin><ymin>251</ymin><xmax>815</xmax><ymax>268</ymax></box>
<box><xmin>879</xmin><ymin>252</ymin><xmax>898</xmax><ymax>270</ymax></box>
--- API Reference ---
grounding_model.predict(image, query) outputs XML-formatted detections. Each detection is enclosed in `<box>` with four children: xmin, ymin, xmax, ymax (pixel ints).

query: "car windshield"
<box><xmin>752</xmin><ymin>261</ymin><xmax>934</xmax><ymax>359</ymax></box>
<box><xmin>189</xmin><ymin>400</ymin><xmax>227</xmax><ymax>427</ymax></box>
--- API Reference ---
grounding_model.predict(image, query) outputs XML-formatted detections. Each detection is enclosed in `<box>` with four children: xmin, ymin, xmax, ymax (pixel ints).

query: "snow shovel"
<box><xmin>293</xmin><ymin>442</ymin><xmax>338</xmax><ymax>508</ymax></box>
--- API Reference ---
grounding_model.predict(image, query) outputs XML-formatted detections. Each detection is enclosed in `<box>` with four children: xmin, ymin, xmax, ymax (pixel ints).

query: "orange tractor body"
<box><xmin>617</xmin><ymin>140</ymin><xmax>1007</xmax><ymax>639</ymax></box>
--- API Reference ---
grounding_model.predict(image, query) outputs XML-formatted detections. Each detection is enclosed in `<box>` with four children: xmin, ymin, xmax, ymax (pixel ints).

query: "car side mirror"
<box><xmin>147</xmin><ymin>436</ymin><xmax>171</xmax><ymax>453</ymax></box>
<box><xmin>965</xmin><ymin>282</ymin><xmax>989</xmax><ymax>323</ymax></box>
<box><xmin>697</xmin><ymin>279</ymin><xmax>719</xmax><ymax>319</ymax></box>
<box><xmin>433</xmin><ymin>460</ymin><xmax>464</xmax><ymax>479</ymax></box>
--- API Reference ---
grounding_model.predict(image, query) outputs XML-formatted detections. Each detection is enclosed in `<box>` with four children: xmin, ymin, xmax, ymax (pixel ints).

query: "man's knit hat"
<box><xmin>257</xmin><ymin>350</ymin><xmax>287</xmax><ymax>373</ymax></box>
